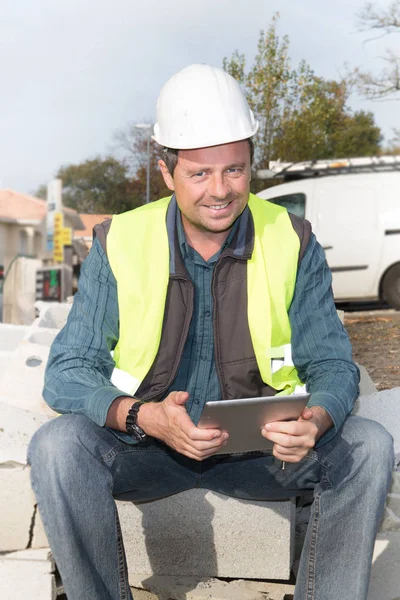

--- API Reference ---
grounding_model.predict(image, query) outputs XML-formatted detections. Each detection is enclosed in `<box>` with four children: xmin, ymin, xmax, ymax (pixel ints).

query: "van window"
<box><xmin>269</xmin><ymin>193</ymin><xmax>306</xmax><ymax>218</ymax></box>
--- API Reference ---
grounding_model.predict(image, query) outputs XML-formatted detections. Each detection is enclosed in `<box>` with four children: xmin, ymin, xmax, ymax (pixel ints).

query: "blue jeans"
<box><xmin>28</xmin><ymin>414</ymin><xmax>394</xmax><ymax>600</ymax></box>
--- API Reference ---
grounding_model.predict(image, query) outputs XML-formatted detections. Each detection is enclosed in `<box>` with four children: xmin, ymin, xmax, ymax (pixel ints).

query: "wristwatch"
<box><xmin>126</xmin><ymin>400</ymin><xmax>148</xmax><ymax>442</ymax></box>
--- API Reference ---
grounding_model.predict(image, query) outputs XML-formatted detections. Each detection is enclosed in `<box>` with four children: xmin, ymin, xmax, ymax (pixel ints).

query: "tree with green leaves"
<box><xmin>330</xmin><ymin>110</ymin><xmax>382</xmax><ymax>157</ymax></box>
<box><xmin>223</xmin><ymin>13</ymin><xmax>383</xmax><ymax>183</ymax></box>
<box><xmin>35</xmin><ymin>157</ymin><xmax>138</xmax><ymax>214</ymax></box>
<box><xmin>35</xmin><ymin>133</ymin><xmax>171</xmax><ymax>214</ymax></box>
<box><xmin>224</xmin><ymin>15</ymin><xmax>292</xmax><ymax>169</ymax></box>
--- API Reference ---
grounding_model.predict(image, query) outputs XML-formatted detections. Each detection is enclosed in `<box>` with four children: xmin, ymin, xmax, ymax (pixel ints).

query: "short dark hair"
<box><xmin>163</xmin><ymin>138</ymin><xmax>254</xmax><ymax>176</ymax></box>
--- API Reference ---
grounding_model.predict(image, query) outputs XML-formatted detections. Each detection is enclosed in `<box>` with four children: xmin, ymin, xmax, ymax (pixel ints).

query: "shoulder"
<box><xmin>93</xmin><ymin>218</ymin><xmax>112</xmax><ymax>254</ymax></box>
<box><xmin>287</xmin><ymin>212</ymin><xmax>312</xmax><ymax>263</ymax></box>
<box><xmin>94</xmin><ymin>197</ymin><xmax>173</xmax><ymax>255</ymax></box>
<box><xmin>249</xmin><ymin>194</ymin><xmax>312</xmax><ymax>263</ymax></box>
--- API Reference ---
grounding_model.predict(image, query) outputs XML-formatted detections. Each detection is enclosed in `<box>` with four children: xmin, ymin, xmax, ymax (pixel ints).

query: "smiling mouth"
<box><xmin>206</xmin><ymin>201</ymin><xmax>231</xmax><ymax>210</ymax></box>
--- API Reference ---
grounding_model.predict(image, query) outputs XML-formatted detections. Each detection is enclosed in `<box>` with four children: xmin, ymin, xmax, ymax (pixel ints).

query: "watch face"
<box><xmin>127</xmin><ymin>422</ymin><xmax>147</xmax><ymax>442</ymax></box>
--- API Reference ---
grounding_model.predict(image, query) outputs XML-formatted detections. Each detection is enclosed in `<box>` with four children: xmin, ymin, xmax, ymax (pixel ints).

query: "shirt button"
<box><xmin>205</xmin><ymin>310</ymin><xmax>211</xmax><ymax>317</ymax></box>
<box><xmin>194</xmin><ymin>398</ymin><xmax>200</xmax><ymax>405</ymax></box>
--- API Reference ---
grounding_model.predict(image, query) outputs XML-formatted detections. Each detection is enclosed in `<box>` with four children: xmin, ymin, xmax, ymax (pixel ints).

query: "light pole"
<box><xmin>134</xmin><ymin>123</ymin><xmax>152</xmax><ymax>204</ymax></box>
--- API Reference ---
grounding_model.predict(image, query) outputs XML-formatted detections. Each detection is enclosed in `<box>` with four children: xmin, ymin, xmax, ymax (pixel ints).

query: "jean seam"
<box><xmin>101</xmin><ymin>444</ymin><xmax>162</xmax><ymax>464</ymax></box>
<box><xmin>115</xmin><ymin>507</ymin><xmax>129</xmax><ymax>600</ymax></box>
<box><xmin>306</xmin><ymin>492</ymin><xmax>321</xmax><ymax>600</ymax></box>
<box><xmin>30</xmin><ymin>475</ymin><xmax>67</xmax><ymax>593</ymax></box>
<box><xmin>306</xmin><ymin>449</ymin><xmax>333</xmax><ymax>471</ymax></box>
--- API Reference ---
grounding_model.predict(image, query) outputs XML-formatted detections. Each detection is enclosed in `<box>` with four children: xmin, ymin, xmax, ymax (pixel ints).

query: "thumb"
<box><xmin>166</xmin><ymin>391</ymin><xmax>190</xmax><ymax>406</ymax></box>
<box><xmin>299</xmin><ymin>406</ymin><xmax>314</xmax><ymax>421</ymax></box>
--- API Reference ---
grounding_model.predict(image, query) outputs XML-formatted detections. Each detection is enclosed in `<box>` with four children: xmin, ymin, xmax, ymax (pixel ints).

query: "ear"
<box><xmin>158</xmin><ymin>160</ymin><xmax>175</xmax><ymax>191</ymax></box>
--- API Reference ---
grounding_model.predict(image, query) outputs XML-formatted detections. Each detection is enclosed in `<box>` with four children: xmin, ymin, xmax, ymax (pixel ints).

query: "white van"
<box><xmin>257</xmin><ymin>157</ymin><xmax>400</xmax><ymax>309</ymax></box>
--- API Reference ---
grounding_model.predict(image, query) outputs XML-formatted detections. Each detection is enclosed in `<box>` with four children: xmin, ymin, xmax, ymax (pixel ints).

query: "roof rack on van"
<box><xmin>257</xmin><ymin>155</ymin><xmax>400</xmax><ymax>181</ymax></box>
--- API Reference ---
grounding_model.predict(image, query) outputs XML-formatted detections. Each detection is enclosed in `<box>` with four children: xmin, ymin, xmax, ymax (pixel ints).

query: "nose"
<box><xmin>208</xmin><ymin>172</ymin><xmax>231</xmax><ymax>201</ymax></box>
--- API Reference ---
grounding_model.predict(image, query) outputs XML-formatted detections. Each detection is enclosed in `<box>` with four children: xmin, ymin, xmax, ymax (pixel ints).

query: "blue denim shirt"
<box><xmin>43</xmin><ymin>208</ymin><xmax>359</xmax><ymax>447</ymax></box>
<box><xmin>168</xmin><ymin>210</ymin><xmax>239</xmax><ymax>424</ymax></box>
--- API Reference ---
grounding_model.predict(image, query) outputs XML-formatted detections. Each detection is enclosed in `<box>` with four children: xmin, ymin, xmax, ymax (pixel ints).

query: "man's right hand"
<box><xmin>138</xmin><ymin>391</ymin><xmax>228</xmax><ymax>461</ymax></box>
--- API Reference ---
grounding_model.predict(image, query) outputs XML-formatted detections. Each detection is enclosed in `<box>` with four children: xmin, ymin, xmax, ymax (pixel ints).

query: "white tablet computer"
<box><xmin>197</xmin><ymin>393</ymin><xmax>310</xmax><ymax>454</ymax></box>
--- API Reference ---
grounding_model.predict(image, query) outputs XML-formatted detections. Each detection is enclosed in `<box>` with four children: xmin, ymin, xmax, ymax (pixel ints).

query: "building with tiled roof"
<box><xmin>0</xmin><ymin>189</ymin><xmax>84</xmax><ymax>273</ymax></box>
<box><xmin>0</xmin><ymin>189</ymin><xmax>47</xmax><ymax>224</ymax></box>
<box><xmin>73</xmin><ymin>213</ymin><xmax>112</xmax><ymax>250</ymax></box>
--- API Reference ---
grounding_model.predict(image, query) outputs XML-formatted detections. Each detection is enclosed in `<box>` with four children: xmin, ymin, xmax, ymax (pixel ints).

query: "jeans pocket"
<box><xmin>306</xmin><ymin>449</ymin><xmax>333</xmax><ymax>472</ymax></box>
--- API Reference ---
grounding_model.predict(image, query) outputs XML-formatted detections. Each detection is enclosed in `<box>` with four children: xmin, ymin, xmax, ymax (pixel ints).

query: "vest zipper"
<box><xmin>141</xmin><ymin>275</ymin><xmax>194</xmax><ymax>401</ymax></box>
<box><xmin>211</xmin><ymin>257</ymin><xmax>227</xmax><ymax>399</ymax></box>
<box><xmin>166</xmin><ymin>275</ymin><xmax>194</xmax><ymax>389</ymax></box>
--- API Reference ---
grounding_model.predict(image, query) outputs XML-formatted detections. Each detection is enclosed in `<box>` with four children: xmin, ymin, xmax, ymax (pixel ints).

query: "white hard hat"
<box><xmin>153</xmin><ymin>64</ymin><xmax>259</xmax><ymax>149</ymax></box>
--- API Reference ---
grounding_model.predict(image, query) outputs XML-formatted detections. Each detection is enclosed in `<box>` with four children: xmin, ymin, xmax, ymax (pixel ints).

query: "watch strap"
<box><xmin>126</xmin><ymin>400</ymin><xmax>148</xmax><ymax>442</ymax></box>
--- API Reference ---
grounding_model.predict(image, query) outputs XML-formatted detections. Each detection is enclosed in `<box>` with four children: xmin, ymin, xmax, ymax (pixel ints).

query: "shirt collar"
<box><xmin>176</xmin><ymin>207</ymin><xmax>243</xmax><ymax>263</ymax></box>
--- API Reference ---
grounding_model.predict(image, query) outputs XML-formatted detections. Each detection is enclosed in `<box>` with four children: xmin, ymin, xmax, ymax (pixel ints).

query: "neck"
<box><xmin>182</xmin><ymin>220</ymin><xmax>231</xmax><ymax>261</ymax></box>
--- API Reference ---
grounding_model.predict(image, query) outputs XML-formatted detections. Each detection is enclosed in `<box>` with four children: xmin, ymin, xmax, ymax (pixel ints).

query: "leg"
<box><xmin>28</xmin><ymin>415</ymin><xmax>198</xmax><ymax>600</ymax></box>
<box><xmin>200</xmin><ymin>416</ymin><xmax>394</xmax><ymax>600</ymax></box>
<box><xmin>294</xmin><ymin>416</ymin><xmax>394</xmax><ymax>600</ymax></box>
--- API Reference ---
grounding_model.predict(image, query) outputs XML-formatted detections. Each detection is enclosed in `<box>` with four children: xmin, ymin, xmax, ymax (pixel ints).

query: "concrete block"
<box><xmin>118</xmin><ymin>490</ymin><xmax>295</xmax><ymax>581</ymax></box>
<box><xmin>32</xmin><ymin>506</ymin><xmax>49</xmax><ymax>549</ymax></box>
<box><xmin>131</xmin><ymin>575</ymin><xmax>295</xmax><ymax>600</ymax></box>
<box><xmin>129</xmin><ymin>534</ymin><xmax>396</xmax><ymax>600</ymax></box>
<box><xmin>386</xmin><ymin>493</ymin><xmax>400</xmax><ymax>517</ymax></box>
<box><xmin>0</xmin><ymin>464</ymin><xmax>36</xmax><ymax>551</ymax></box>
<box><xmin>357</xmin><ymin>364</ymin><xmax>378</xmax><ymax>396</ymax></box>
<box><xmin>0</xmin><ymin>401</ymin><xmax>52</xmax><ymax>464</ymax></box>
<box><xmin>379</xmin><ymin>466</ymin><xmax>400</xmax><ymax>531</ymax></box>
<box><xmin>0</xmin><ymin>548</ymin><xmax>57</xmax><ymax>600</ymax></box>
<box><xmin>380</xmin><ymin>506</ymin><xmax>400</xmax><ymax>532</ymax></box>
<box><xmin>0</xmin><ymin>403</ymin><xmax>50</xmax><ymax>551</ymax></box>
<box><xmin>391</xmin><ymin>470</ymin><xmax>400</xmax><ymax>494</ymax></box>
<box><xmin>2</xmin><ymin>257</ymin><xmax>42</xmax><ymax>325</ymax></box>
<box><xmin>336</xmin><ymin>309</ymin><xmax>344</xmax><ymax>324</ymax></box>
<box><xmin>0</xmin><ymin>323</ymin><xmax>30</xmax><ymax>351</ymax></box>
<box><xmin>130</xmin><ymin>587</ymin><xmax>159</xmax><ymax>600</ymax></box>
<box><xmin>35</xmin><ymin>301</ymin><xmax>71</xmax><ymax>330</ymax></box>
<box><xmin>0</xmin><ymin>350</ymin><xmax>15</xmax><ymax>375</ymax></box>
<box><xmin>353</xmin><ymin>387</ymin><xmax>400</xmax><ymax>454</ymax></box>
<box><xmin>0</xmin><ymin>342</ymin><xmax>56</xmax><ymax>416</ymax></box>
<box><xmin>368</xmin><ymin>532</ymin><xmax>400</xmax><ymax>600</ymax></box>
<box><xmin>28</xmin><ymin>328</ymin><xmax>59</xmax><ymax>348</ymax></box>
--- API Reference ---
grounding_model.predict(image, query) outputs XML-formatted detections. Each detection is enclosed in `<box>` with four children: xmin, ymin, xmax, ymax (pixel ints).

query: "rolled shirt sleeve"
<box><xmin>289</xmin><ymin>233</ymin><xmax>360</xmax><ymax>446</ymax></box>
<box><xmin>43</xmin><ymin>237</ymin><xmax>129</xmax><ymax>426</ymax></box>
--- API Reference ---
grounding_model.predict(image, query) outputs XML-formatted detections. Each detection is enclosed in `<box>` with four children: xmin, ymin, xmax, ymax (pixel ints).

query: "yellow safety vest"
<box><xmin>107</xmin><ymin>194</ymin><xmax>303</xmax><ymax>396</ymax></box>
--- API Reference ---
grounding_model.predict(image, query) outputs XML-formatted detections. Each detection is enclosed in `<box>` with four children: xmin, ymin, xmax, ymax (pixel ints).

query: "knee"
<box><xmin>28</xmin><ymin>414</ymin><xmax>95</xmax><ymax>471</ymax></box>
<box><xmin>346</xmin><ymin>417</ymin><xmax>394</xmax><ymax>475</ymax></box>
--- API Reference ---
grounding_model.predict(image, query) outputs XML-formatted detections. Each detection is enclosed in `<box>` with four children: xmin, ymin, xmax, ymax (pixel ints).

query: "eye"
<box><xmin>193</xmin><ymin>171</ymin><xmax>206</xmax><ymax>178</ymax></box>
<box><xmin>227</xmin><ymin>167</ymin><xmax>243</xmax><ymax>175</ymax></box>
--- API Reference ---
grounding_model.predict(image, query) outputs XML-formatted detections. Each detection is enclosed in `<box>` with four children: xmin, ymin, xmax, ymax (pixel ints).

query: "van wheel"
<box><xmin>382</xmin><ymin>263</ymin><xmax>400</xmax><ymax>310</ymax></box>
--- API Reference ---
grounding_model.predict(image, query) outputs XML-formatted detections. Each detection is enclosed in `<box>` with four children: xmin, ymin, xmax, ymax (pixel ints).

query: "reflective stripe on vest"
<box><xmin>107</xmin><ymin>194</ymin><xmax>304</xmax><ymax>396</ymax></box>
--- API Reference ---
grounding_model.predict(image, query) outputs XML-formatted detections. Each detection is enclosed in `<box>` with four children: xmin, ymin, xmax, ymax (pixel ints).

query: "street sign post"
<box><xmin>46</xmin><ymin>179</ymin><xmax>62</xmax><ymax>252</ymax></box>
<box><xmin>53</xmin><ymin>212</ymin><xmax>64</xmax><ymax>262</ymax></box>
<box><xmin>52</xmin><ymin>212</ymin><xmax>72</xmax><ymax>263</ymax></box>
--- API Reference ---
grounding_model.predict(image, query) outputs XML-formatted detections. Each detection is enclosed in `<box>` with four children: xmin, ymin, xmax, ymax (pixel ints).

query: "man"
<box><xmin>29</xmin><ymin>64</ymin><xmax>394</xmax><ymax>600</ymax></box>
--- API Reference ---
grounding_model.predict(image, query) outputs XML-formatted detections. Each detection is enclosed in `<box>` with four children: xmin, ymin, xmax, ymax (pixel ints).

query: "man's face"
<box><xmin>159</xmin><ymin>140</ymin><xmax>251</xmax><ymax>236</ymax></box>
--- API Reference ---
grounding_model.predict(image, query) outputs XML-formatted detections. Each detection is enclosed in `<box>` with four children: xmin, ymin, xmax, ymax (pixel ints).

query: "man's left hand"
<box><xmin>261</xmin><ymin>406</ymin><xmax>333</xmax><ymax>463</ymax></box>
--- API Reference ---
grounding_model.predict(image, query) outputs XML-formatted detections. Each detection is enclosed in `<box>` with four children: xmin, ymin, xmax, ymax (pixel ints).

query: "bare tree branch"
<box><xmin>357</xmin><ymin>0</ymin><xmax>400</xmax><ymax>34</ymax></box>
<box><xmin>356</xmin><ymin>50</ymin><xmax>400</xmax><ymax>100</ymax></box>
<box><xmin>355</xmin><ymin>2</ymin><xmax>400</xmax><ymax>100</ymax></box>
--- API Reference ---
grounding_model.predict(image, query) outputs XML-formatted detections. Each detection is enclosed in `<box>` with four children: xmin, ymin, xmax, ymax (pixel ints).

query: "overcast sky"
<box><xmin>1</xmin><ymin>0</ymin><xmax>398</xmax><ymax>194</ymax></box>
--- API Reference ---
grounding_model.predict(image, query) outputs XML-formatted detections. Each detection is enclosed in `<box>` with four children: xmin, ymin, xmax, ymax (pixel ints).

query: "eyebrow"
<box><xmin>185</xmin><ymin>162</ymin><xmax>247</xmax><ymax>174</ymax></box>
<box><xmin>226</xmin><ymin>162</ymin><xmax>247</xmax><ymax>169</ymax></box>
